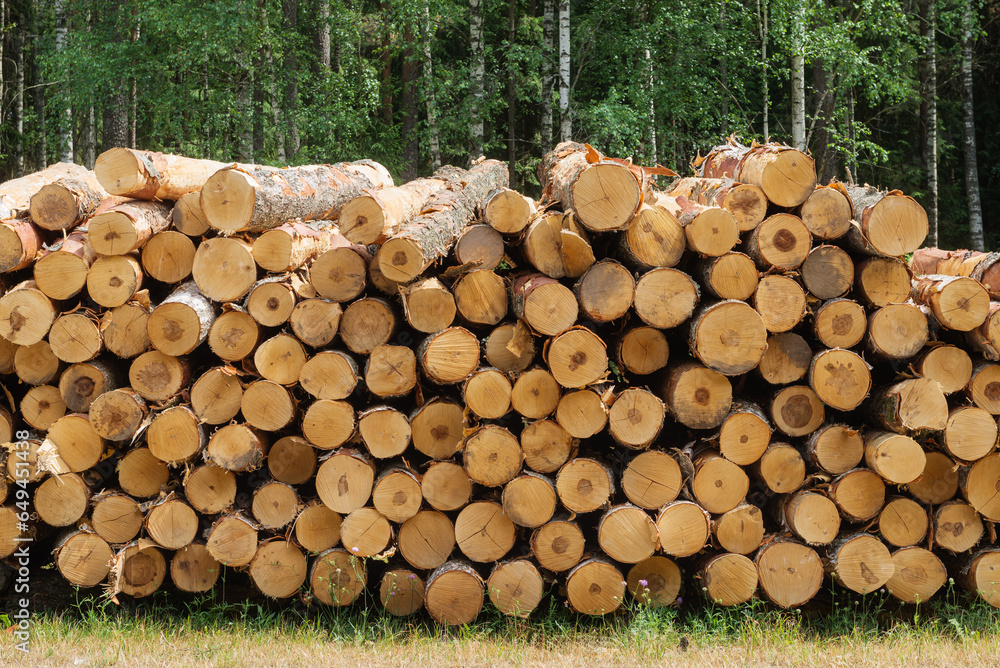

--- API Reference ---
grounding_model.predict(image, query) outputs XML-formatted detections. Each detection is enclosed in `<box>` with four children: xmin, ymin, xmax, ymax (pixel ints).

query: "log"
<box><xmin>453</xmin><ymin>269</ymin><xmax>508</xmax><ymax>326</ymax></box>
<box><xmin>574</xmin><ymin>260</ymin><xmax>635</xmax><ymax>323</ymax></box>
<box><xmin>808</xmin><ymin>348</ymin><xmax>871</xmax><ymax>412</ymax></box>
<box><xmin>310</xmin><ymin>245</ymin><xmax>369</xmax><ymax>303</ymax></box>
<box><xmin>966</xmin><ymin>302</ymin><xmax>1000</xmax><ymax>361</ymax></box>
<box><xmin>555</xmin><ymin>388</ymin><xmax>607</xmax><ymax>438</ymax></box>
<box><xmin>399</xmin><ymin>510</ymin><xmax>456</xmax><ymax>570</ymax></box>
<box><xmin>241</xmin><ymin>380</ymin><xmax>297</xmax><ymax>432</ymax></box>
<box><xmin>712</xmin><ymin>503</ymin><xmax>766</xmax><ymax>555</ymax></box>
<box><xmin>863</xmin><ymin>432</ymin><xmax>926</xmax><ymax>484</ymax></box>
<box><xmin>14</xmin><ymin>340</ymin><xmax>62</xmax><ymax>385</ymax></box>
<box><xmin>88</xmin><ymin>387</ymin><xmax>147</xmax><ymax>441</ymax></box>
<box><xmin>933</xmin><ymin>500</ymin><xmax>983</xmax><ymax>552</ymax></box>
<box><xmin>88</xmin><ymin>200</ymin><xmax>173</xmax><ymax>255</ymax></box>
<box><xmin>843</xmin><ymin>184</ymin><xmax>928</xmax><ymax>257</ymax></box>
<box><xmin>800</xmin><ymin>245</ymin><xmax>854</xmax><ymax>299</ymax></box>
<box><xmin>372</xmin><ymin>468</ymin><xmax>422</xmax><ymax>522</ymax></box>
<box><xmin>667</xmin><ymin>176</ymin><xmax>768</xmax><ymax>232</ymax></box>
<box><xmin>95</xmin><ymin>148</ymin><xmax>227</xmax><ymax>200</ymax></box>
<box><xmin>510</xmin><ymin>367</ymin><xmax>561</xmax><ymax>419</ymax></box>
<box><xmin>59</xmin><ymin>359</ymin><xmax>119</xmax><ymax>412</ymax></box>
<box><xmin>488</xmin><ymin>559</ymin><xmax>544</xmax><ymax>617</ymax></box>
<box><xmin>521</xmin><ymin>419</ymin><xmax>579</xmax><ymax>473</ymax></box>
<box><xmin>380</xmin><ymin>568</ymin><xmax>425</xmax><ymax>617</ymax></box>
<box><xmin>656</xmin><ymin>501</ymin><xmax>711</xmax><ymax>557</ymax></box>
<box><xmin>252</xmin><ymin>220</ymin><xmax>340</xmax><ymax>272</ymax></box>
<box><xmin>456</xmin><ymin>501</ymin><xmax>516</xmax><ymax>562</ymax></box>
<box><xmin>806</xmin><ymin>424</ymin><xmax>864</xmax><ymax>474</ymax></box>
<box><xmin>755</xmin><ymin>540</ymin><xmax>824</xmax><ymax>608</ymax></box>
<box><xmin>633</xmin><ymin>267</ymin><xmax>700</xmax><ymax>329</ymax></box>
<box><xmin>21</xmin><ymin>385</ymin><xmax>67</xmax><ymax>430</ymax></box>
<box><xmin>454</xmin><ymin>223</ymin><xmax>504</xmax><ymax>270</ymax></box>
<box><xmin>688</xmin><ymin>300</ymin><xmax>768</xmax><ymax>375</ymax></box>
<box><xmin>400</xmin><ymin>278</ymin><xmax>456</xmax><ymax>334</ymax></box>
<box><xmin>866</xmin><ymin>303</ymin><xmax>929</xmax><ymax>360</ymax></box>
<box><xmin>147</xmin><ymin>281</ymin><xmax>216</xmax><ymax>356</ymax></box>
<box><xmin>959</xmin><ymin>550</ymin><xmax>1000</xmax><ymax>608</ymax></box>
<box><xmin>1</xmin><ymin>162</ymin><xmax>88</xmax><ymax>219</ymax></box>
<box><xmin>938</xmin><ymin>406</ymin><xmax>997</xmax><ymax>462</ymax></box>
<box><xmin>539</xmin><ymin>141</ymin><xmax>644</xmax><ymax>232</ymax></box>
<box><xmin>782</xmin><ymin>491</ymin><xmax>841</xmax><ymax>545</ymax></box>
<box><xmin>191</xmin><ymin>237</ymin><xmax>258</xmax><ymax>302</ymax></box>
<box><xmin>293</xmin><ymin>501</ymin><xmax>341</xmax><ymax>554</ymax></box>
<box><xmin>358</xmin><ymin>406</ymin><xmax>411</xmax><ymax>458</ymax></box>
<box><xmin>483</xmin><ymin>187</ymin><xmax>535</xmax><ymax>235</ymax></box>
<box><xmin>753</xmin><ymin>275</ymin><xmax>806</xmax><ymax>333</ymax></box>
<box><xmin>411</xmin><ymin>398</ymin><xmax>466</xmax><ymax>459</ymax></box>
<box><xmin>485</xmin><ymin>322</ymin><xmax>536</xmax><ymax>374</ymax></box>
<box><xmin>309</xmin><ymin>548</ymin><xmax>366</xmax><ymax>606</ymax></box>
<box><xmin>693</xmin><ymin>252</ymin><xmax>759</xmax><ymax>301</ymax></box>
<box><xmin>208</xmin><ymin>307</ymin><xmax>259</xmax><ymax>361</ymax></box>
<box><xmin>302</xmin><ymin>399</ymin><xmax>355</xmax><ymax>450</ymax></box>
<box><xmin>421</xmin><ymin>460</ymin><xmax>472</xmax><ymax>512</ymax></box>
<box><xmin>378</xmin><ymin>160</ymin><xmax>508</xmax><ymax>282</ymax></box>
<box><xmin>171</xmin><ymin>192</ymin><xmax>211</xmax><ymax>237</ymax></box>
<box><xmin>340</xmin><ymin>298</ymin><xmax>396</xmax><ymax>355</ymax></box>
<box><xmin>826</xmin><ymin>534</ymin><xmax>895</xmax><ymax>594</ymax></box>
<box><xmin>615</xmin><ymin>326</ymin><xmax>670</xmax><ymax>375</ymax></box>
<box><xmin>556</xmin><ymin>458</ymin><xmax>614</xmax><ymax>513</ymax></box>
<box><xmin>565</xmin><ymin>558</ymin><xmax>626</xmax><ymax>615</ymax></box>
<box><xmin>758</xmin><ymin>333</ymin><xmax>811</xmax><ymax>385</ymax></box>
<box><xmin>171</xmin><ymin>543</ymin><xmax>222</xmax><ymax>593</ymax></box>
<box><xmin>753</xmin><ymin>442</ymin><xmax>805</xmax><ymax>494</ymax></box>
<box><xmin>254</xmin><ymin>333</ymin><xmax>306</xmax><ymax>384</ymax></box>
<box><xmin>363</xmin><ymin>345</ymin><xmax>416</xmax><ymax>399</ymax></box>
<box><xmin>424</xmin><ymin>561</ymin><xmax>484</xmax><ymax>625</ymax></box>
<box><xmin>617</xmin><ymin>203</ymin><xmax>685</xmax><ymax>270</ymax></box>
<box><xmin>796</xmin><ymin>183</ymin><xmax>853</xmax><ymax>240</ymax></box>
<box><xmin>662</xmin><ymin>361</ymin><xmax>733</xmax><ymax>430</ymax></box>
<box><xmin>34</xmin><ymin>229</ymin><xmax>94</xmax><ymax>300</ymax></box>
<box><xmin>205</xmin><ymin>423</ymin><xmax>269</xmax><ymax>472</ymax></box>
<box><xmin>530</xmin><ymin>519</ymin><xmax>585</xmax><ymax>572</ymax></box>
<box><xmin>101</xmin><ymin>302</ymin><xmax>152</xmax><ymax>359</ymax></box>
<box><xmin>340</xmin><ymin>507</ymin><xmax>392</xmax><ymax>557</ymax></box>
<box><xmin>699</xmin><ymin>140</ymin><xmax>816</xmax><ymax>207</ymax></box>
<box><xmin>91</xmin><ymin>492</ymin><xmax>143</xmax><ymax>545</ymax></box>
<box><xmin>54</xmin><ymin>531</ymin><xmax>113</xmax><ymax>588</ymax></box>
<box><xmin>288</xmin><ymin>299</ymin><xmax>340</xmax><ymax>348</ymax></box>
<box><xmin>607</xmin><ymin>387</ymin><xmax>664</xmax><ymax>450</ymax></box>
<box><xmin>830</xmin><ymin>468</ymin><xmax>885</xmax><ymax>522</ymax></box>
<box><xmin>146</xmin><ymin>497</ymin><xmax>199</xmax><ymax>550</ymax></box>
<box><xmin>88</xmin><ymin>254</ymin><xmax>144</xmax><ymax>307</ymax></box>
<box><xmin>245</xmin><ymin>278</ymin><xmax>296</xmax><ymax>328</ymax></box>
<box><xmin>118</xmin><ymin>447</ymin><xmax>170</xmax><ymax>498</ymax></box>
<box><xmin>908</xmin><ymin>451</ymin><xmax>959</xmax><ymax>505</ymax></box>
<box><xmin>463</xmin><ymin>425</ymin><xmax>522</xmax><ymax>487</ymax></box>
<box><xmin>418</xmin><ymin>326</ymin><xmax>479</xmax><ymax>385</ymax></box>
<box><xmin>35</xmin><ymin>473</ymin><xmax>90</xmax><ymax>527</ymax></box>
<box><xmin>0</xmin><ymin>336</ymin><xmax>16</xmax><ymax>374</ymax></box>
<box><xmin>598</xmin><ymin>504</ymin><xmax>658</xmax><ymax>564</ymax></box>
<box><xmin>886</xmin><ymin>547</ymin><xmax>947</xmax><ymax>604</ymax></box>
<box><xmin>655</xmin><ymin>194</ymin><xmax>739</xmax><ymax>257</ymax></box>
<box><xmin>745</xmin><ymin>213</ymin><xmax>812</xmax><ymax>270</ymax></box>
<box><xmin>854</xmin><ymin>257</ymin><xmax>912</xmax><ymax>306</ymax></box>
<box><xmin>0</xmin><ymin>219</ymin><xmax>44</xmax><ymax>272</ymax></box>
<box><xmin>692</xmin><ymin>450</ymin><xmax>750</xmax><ymax>514</ymax></box>
<box><xmin>521</xmin><ymin>211</ymin><xmax>595</xmax><ymax>279</ymax></box>
<box><xmin>869</xmin><ymin>378</ymin><xmax>948</xmax><ymax>433</ymax></box>
<box><xmin>699</xmin><ymin>553</ymin><xmax>758</xmax><ymax>606</ymax></box>
<box><xmin>967</xmin><ymin>362</ymin><xmax>1000</xmax><ymax>414</ymax></box>
<box><xmin>962</xmin><ymin>453</ymin><xmax>1000</xmax><ymax>520</ymax></box>
<box><xmin>184</xmin><ymin>465</ymin><xmax>237</xmax><ymax>515</ymax></box>
<box><xmin>109</xmin><ymin>541</ymin><xmax>167</xmax><ymax>598</ymax></box>
<box><xmin>268</xmin><ymin>436</ymin><xmax>317</xmax><ymax>486</ymax></box>
<box><xmin>511</xmin><ymin>273</ymin><xmax>578</xmax><ymax>336</ymax></box>
<box><xmin>771</xmin><ymin>385</ymin><xmax>824</xmax><ymax>437</ymax></box>
<box><xmin>249</xmin><ymin>540</ymin><xmax>308</xmax><ymax>599</ymax></box>
<box><xmin>718</xmin><ymin>402</ymin><xmax>772</xmax><ymax>465</ymax></box>
<box><xmin>813</xmin><ymin>299</ymin><xmax>866</xmax><ymax>349</ymax></box>
<box><xmin>314</xmin><ymin>449</ymin><xmax>374</xmax><ymax>514</ymax></box>
<box><xmin>911</xmin><ymin>248</ymin><xmax>1000</xmax><ymax>296</ymax></box>
<box><xmin>546</xmin><ymin>327</ymin><xmax>609</xmax><ymax>389</ymax></box>
<box><xmin>502</xmin><ymin>472</ymin><xmax>558</xmax><ymax>529</ymax></box>
<box><xmin>878</xmin><ymin>496</ymin><xmax>928</xmax><ymax>548</ymax></box>
<box><xmin>341</xmin><ymin>167</ymin><xmax>461</xmax><ymax>244</ymax></box>
<box><xmin>46</xmin><ymin>413</ymin><xmax>105</xmax><ymax>472</ymax></box>
<box><xmin>911</xmin><ymin>275</ymin><xmax>990</xmax><ymax>332</ymax></box>
<box><xmin>463</xmin><ymin>367</ymin><xmax>512</xmax><ymax>419</ymax></box>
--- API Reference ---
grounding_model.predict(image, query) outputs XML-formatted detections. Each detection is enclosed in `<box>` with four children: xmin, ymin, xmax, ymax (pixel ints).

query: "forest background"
<box><xmin>0</xmin><ymin>0</ymin><xmax>996</xmax><ymax>249</ymax></box>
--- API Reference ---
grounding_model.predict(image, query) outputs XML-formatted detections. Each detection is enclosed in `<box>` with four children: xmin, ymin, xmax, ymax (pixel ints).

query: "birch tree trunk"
<box><xmin>15</xmin><ymin>26</ymin><xmax>24</xmax><ymax>175</ymax></box>
<box><xmin>961</xmin><ymin>0</ymin><xmax>984</xmax><ymax>251</ymax></box>
<box><xmin>757</xmin><ymin>0</ymin><xmax>769</xmax><ymax>142</ymax></box>
<box><xmin>558</xmin><ymin>0</ymin><xmax>571</xmax><ymax>141</ymax></box>
<box><xmin>469</xmin><ymin>0</ymin><xmax>485</xmax><ymax>161</ymax></box>
<box><xmin>790</xmin><ymin>0</ymin><xmax>806</xmax><ymax>151</ymax></box>
<box><xmin>921</xmin><ymin>0</ymin><xmax>938</xmax><ymax>247</ymax></box>
<box><xmin>541</xmin><ymin>0</ymin><xmax>555</xmax><ymax>150</ymax></box>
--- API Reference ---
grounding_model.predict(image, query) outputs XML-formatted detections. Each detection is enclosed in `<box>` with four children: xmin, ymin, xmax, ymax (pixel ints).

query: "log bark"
<box><xmin>910</xmin><ymin>248</ymin><xmax>1000</xmax><ymax>298</ymax></box>
<box><xmin>0</xmin><ymin>219</ymin><xmax>44</xmax><ymax>272</ymax></box>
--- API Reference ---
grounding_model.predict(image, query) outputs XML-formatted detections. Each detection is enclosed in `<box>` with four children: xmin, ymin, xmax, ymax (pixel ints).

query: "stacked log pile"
<box><xmin>2</xmin><ymin>139</ymin><xmax>1000</xmax><ymax>625</ymax></box>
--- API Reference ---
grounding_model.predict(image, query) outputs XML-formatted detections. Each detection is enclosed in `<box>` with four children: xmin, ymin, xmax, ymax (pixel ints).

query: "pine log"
<box><xmin>341</xmin><ymin>167</ymin><xmax>462</xmax><ymax>244</ymax></box>
<box><xmin>411</xmin><ymin>397</ymin><xmax>466</xmax><ymax>459</ymax></box>
<box><xmin>15</xmin><ymin>340</ymin><xmax>62</xmax><ymax>385</ymax></box>
<box><xmin>424</xmin><ymin>561</ymin><xmax>484</xmax><ymax>625</ymax></box>
<box><xmin>118</xmin><ymin>447</ymin><xmax>170</xmax><ymax>497</ymax></box>
<box><xmin>771</xmin><ymin>385</ymin><xmax>825</xmax><ymax>437</ymax></box>
<box><xmin>456</xmin><ymin>501</ymin><xmax>516</xmax><ymax>562</ymax></box>
<box><xmin>362</xmin><ymin>345</ymin><xmax>415</xmax><ymax>398</ymax></box>
<box><xmin>782</xmin><ymin>491</ymin><xmax>841</xmax><ymax>545</ymax></box>
<box><xmin>463</xmin><ymin>367</ymin><xmax>512</xmax><ymax>419</ymax></box>
<box><xmin>268</xmin><ymin>436</ymin><xmax>317</xmax><ymax>486</ymax></box>
<box><xmin>171</xmin><ymin>192</ymin><xmax>211</xmax><ymax>237</ymax></box>
<box><xmin>0</xmin><ymin>162</ymin><xmax>89</xmax><ymax>219</ymax></box>
<box><xmin>656</xmin><ymin>194</ymin><xmax>739</xmax><ymax>257</ymax></box>
<box><xmin>843</xmin><ymin>184</ymin><xmax>928</xmax><ymax>257</ymax></box>
<box><xmin>521</xmin><ymin>419</ymin><xmax>579</xmax><ymax>473</ymax></box>
<box><xmin>753</xmin><ymin>274</ymin><xmax>806</xmax><ymax>333</ymax></box>
<box><xmin>254</xmin><ymin>333</ymin><xmax>306</xmax><ymax>384</ymax></box>
<box><xmin>806</xmin><ymin>424</ymin><xmax>863</xmax><ymax>474</ymax></box>
<box><xmin>35</xmin><ymin>472</ymin><xmax>90</xmax><ymax>527</ymax></box>
<box><xmin>0</xmin><ymin>219</ymin><xmax>44</xmax><ymax>272</ymax></box>
<box><xmin>938</xmin><ymin>406</ymin><xmax>997</xmax><ymax>462</ymax></box>
<box><xmin>699</xmin><ymin>553</ymin><xmax>758</xmax><ymax>606</ymax></box>
<box><xmin>0</xmin><ymin>335</ymin><xmax>15</xmax><ymax>374</ymax></box>
<box><xmin>667</xmin><ymin>176</ymin><xmax>768</xmax><ymax>232</ymax></box>
<box><xmin>355</xmin><ymin>406</ymin><xmax>410</xmax><ymax>459</ymax></box>
<box><xmin>147</xmin><ymin>281</ymin><xmax>216</xmax><ymax>356</ymax></box>
<box><xmin>959</xmin><ymin>550</ymin><xmax>1000</xmax><ymax>608</ymax></box>
<box><xmin>310</xmin><ymin>548</ymin><xmax>367</xmax><ymax>606</ymax></box>
<box><xmin>909</xmin><ymin>451</ymin><xmax>959</xmax><ymax>505</ymax></box>
<box><xmin>249</xmin><ymin>539</ymin><xmax>310</xmax><ymax>598</ymax></box>
<box><xmin>656</xmin><ymin>501</ymin><xmax>711</xmax><ymax>557</ymax></box>
<box><xmin>565</xmin><ymin>558</ymin><xmax>626</xmax><ymax>615</ymax></box>
<box><xmin>101</xmin><ymin>301</ymin><xmax>152</xmax><ymax>359</ymax></box>
<box><xmin>88</xmin><ymin>387</ymin><xmax>147</xmax><ymax>441</ymax></box>
<box><xmin>184</xmin><ymin>465</ymin><xmax>237</xmax><ymax>514</ymax></box>
<box><xmin>662</xmin><ymin>361</ymin><xmax>733</xmax><ymax>429</ymax></box>
<box><xmin>241</xmin><ymin>380</ymin><xmax>297</xmax><ymax>432</ymax></box>
<box><xmin>863</xmin><ymin>431</ymin><xmax>926</xmax><ymax>484</ymax></box>
<box><xmin>545</xmin><ymin>327</ymin><xmax>609</xmax><ymax>389</ymax></box>
<box><xmin>718</xmin><ymin>402</ymin><xmax>772</xmax><ymax>465</ymax></box>
<box><xmin>54</xmin><ymin>531</ymin><xmax>113</xmax><ymax>588</ymax></box>
<box><xmin>911</xmin><ymin>248</ymin><xmax>1000</xmax><ymax>300</ymax></box>
<box><xmin>463</xmin><ymin>425</ymin><xmax>522</xmax><ymax>487</ymax></box>
<box><xmin>88</xmin><ymin>200</ymin><xmax>173</xmax><ymax>255</ymax></box>
<box><xmin>33</xmin><ymin>230</ymin><xmax>94</xmax><ymax>301</ymax></box>
<box><xmin>699</xmin><ymin>140</ymin><xmax>816</xmax><ymax>207</ymax></box>
<box><xmin>95</xmin><ymin>148</ymin><xmax>227</xmax><ymax>200</ymax></box>
<box><xmin>59</xmin><ymin>358</ymin><xmax>120</xmax><ymax>412</ymax></box>
<box><xmin>21</xmin><ymin>385</ymin><xmax>67</xmax><ymax>430</ymax></box>
<box><xmin>511</xmin><ymin>273</ymin><xmax>578</xmax><ymax>335</ymax></box>
<box><xmin>866</xmin><ymin>303</ymin><xmax>928</xmax><ymax>360</ymax></box>
<box><xmin>967</xmin><ymin>362</ymin><xmax>1000</xmax><ymax>414</ymax></box>
<box><xmin>933</xmin><ymin>500</ymin><xmax>983</xmax><ymax>552</ymax></box>
<box><xmin>556</xmin><ymin>458</ymin><xmax>614</xmax><ymax>513</ymax></box>
<box><xmin>372</xmin><ymin>468</ymin><xmax>422</xmax><ymax>522</ymax></box>
<box><xmin>206</xmin><ymin>515</ymin><xmax>259</xmax><ymax>567</ymax></box>
<box><xmin>692</xmin><ymin>450</ymin><xmax>750</xmax><ymax>514</ymax></box>
<box><xmin>911</xmin><ymin>274</ymin><xmax>990</xmax><ymax>331</ymax></box>
<box><xmin>245</xmin><ymin>278</ymin><xmax>296</xmax><ymax>327</ymax></box>
<box><xmin>88</xmin><ymin>254</ymin><xmax>144</xmax><ymax>307</ymax></box>
<box><xmin>753</xmin><ymin>442</ymin><xmax>805</xmax><ymax>494</ymax></box>
<box><xmin>598</xmin><ymin>504</ymin><xmax>658</xmax><ymax>564</ymax></box>
<box><xmin>109</xmin><ymin>541</ymin><xmax>168</xmax><ymax>598</ymax></box>
<box><xmin>878</xmin><ymin>496</ymin><xmax>928</xmax><ymax>548</ymax></box>
<box><xmin>854</xmin><ymin>257</ymin><xmax>912</xmax><ymax>306</ymax></box>
<box><xmin>615</xmin><ymin>326</ymin><xmax>670</xmax><ymax>375</ymax></box>
<box><xmin>554</xmin><ymin>388</ymin><xmax>608</xmax><ymax>438</ymax></box>
<box><xmin>830</xmin><ymin>468</ymin><xmax>885</xmax><ymax>522</ymax></box>
<box><xmin>808</xmin><ymin>348</ymin><xmax>871</xmax><ymax>412</ymax></box>
<box><xmin>293</xmin><ymin>501</ymin><xmax>341</xmax><ymax>554</ymax></box>
<box><xmin>688</xmin><ymin>300</ymin><xmax>768</xmax><ymax>375</ymax></box>
<box><xmin>146</xmin><ymin>497</ymin><xmax>199</xmax><ymax>550</ymax></box>
<box><xmin>206</xmin><ymin>423</ymin><xmax>269</xmax><ymax>472</ymax></box>
<box><xmin>521</xmin><ymin>211</ymin><xmax>595</xmax><ymax>278</ymax></box>
<box><xmin>869</xmin><ymin>378</ymin><xmax>948</xmax><ymax>433</ymax></box>
<box><xmin>713</xmin><ymin>503</ymin><xmax>766</xmax><ymax>555</ymax></box>
<box><xmin>399</xmin><ymin>510</ymin><xmax>456</xmax><ymax>570</ymax></box>
<box><xmin>453</xmin><ymin>269</ymin><xmax>508</xmax><ymax>326</ymax></box>
<box><xmin>813</xmin><ymin>299</ymin><xmax>866</xmax><ymax>349</ymax></box>
<box><xmin>417</xmin><ymin>326</ymin><xmax>479</xmax><ymax>385</ymax></box>
<box><xmin>530</xmin><ymin>519</ymin><xmax>585</xmax><ymax>572</ymax></box>
<box><xmin>171</xmin><ymin>543</ymin><xmax>222</xmax><ymax>593</ymax></box>
<box><xmin>539</xmin><ymin>141</ymin><xmax>644</xmax><ymax>232</ymax></box>
<box><xmin>574</xmin><ymin>260</ymin><xmax>635</xmax><ymax>323</ymax></box>
<box><xmin>607</xmin><ymin>387</ymin><xmax>664</xmax><ymax>449</ymax></box>
<box><xmin>148</xmin><ymin>405</ymin><xmax>206</xmax><ymax>464</ymax></box>
<box><xmin>400</xmin><ymin>278</ymin><xmax>456</xmax><ymax>334</ymax></box>
<box><xmin>314</xmin><ymin>449</ymin><xmax>374</xmax><ymax>514</ymax></box>
<box><xmin>800</xmin><ymin>245</ymin><xmax>854</xmax><ymax>299</ymax></box>
<box><xmin>251</xmin><ymin>220</ymin><xmax>339</xmax><ymax>272</ymax></box>
<box><xmin>887</xmin><ymin>547</ymin><xmax>947</xmax><ymax>604</ymax></box>
<box><xmin>755</xmin><ymin>539</ymin><xmax>824</xmax><ymax>608</ymax></box>
<box><xmin>757</xmin><ymin>332</ymin><xmax>811</xmax><ymax>385</ymax></box>
<box><xmin>340</xmin><ymin>507</ymin><xmax>393</xmax><ymax>557</ymax></box>
<box><xmin>826</xmin><ymin>534</ymin><xmax>895</xmax><ymax>594</ymax></box>
<box><xmin>628</xmin><ymin>556</ymin><xmax>683</xmax><ymax>607</ymax></box>
<box><xmin>46</xmin><ymin>413</ymin><xmax>105</xmax><ymax>472</ymax></box>
<box><xmin>421</xmin><ymin>460</ymin><xmax>472</xmax><ymax>512</ymax></box>
<box><xmin>377</xmin><ymin>160</ymin><xmax>508</xmax><ymax>282</ymax></box>
<box><xmin>302</xmin><ymin>399</ymin><xmax>355</xmax><ymax>450</ymax></box>
<box><xmin>796</xmin><ymin>183</ymin><xmax>853</xmax><ymax>239</ymax></box>
<box><xmin>310</xmin><ymin>245</ymin><xmax>369</xmax><ymax>303</ymax></box>
<box><xmin>617</xmin><ymin>203</ymin><xmax>685</xmax><ymax>270</ymax></box>
<box><xmin>633</xmin><ymin>267</ymin><xmax>700</xmax><ymax>329</ymax></box>
<box><xmin>966</xmin><ymin>302</ymin><xmax>1000</xmax><ymax>361</ymax></box>
<box><xmin>207</xmin><ymin>306</ymin><xmax>259</xmax><ymax>361</ymax></box>
<box><xmin>693</xmin><ymin>252</ymin><xmax>759</xmax><ymax>301</ymax></box>
<box><xmin>487</xmin><ymin>559</ymin><xmax>544</xmax><ymax>618</ymax></box>
<box><xmin>453</xmin><ymin>223</ymin><xmax>504</xmax><ymax>270</ymax></box>
<box><xmin>191</xmin><ymin>237</ymin><xmax>258</xmax><ymax>302</ymax></box>
<box><xmin>745</xmin><ymin>213</ymin><xmax>812</xmax><ymax>270</ymax></box>
<box><xmin>340</xmin><ymin>298</ymin><xmax>396</xmax><ymax>355</ymax></box>
<box><xmin>510</xmin><ymin>367</ymin><xmax>561</xmax><ymax>419</ymax></box>
<box><xmin>483</xmin><ymin>187</ymin><xmax>535</xmax><ymax>234</ymax></box>
<box><xmin>91</xmin><ymin>492</ymin><xmax>143</xmax><ymax>545</ymax></box>
<box><xmin>962</xmin><ymin>453</ymin><xmax>1000</xmax><ymax>520</ymax></box>
<box><xmin>288</xmin><ymin>299</ymin><xmax>340</xmax><ymax>348</ymax></box>
<box><xmin>380</xmin><ymin>568</ymin><xmax>425</xmax><ymax>617</ymax></box>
